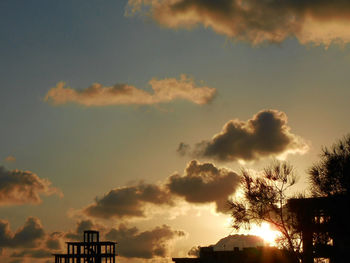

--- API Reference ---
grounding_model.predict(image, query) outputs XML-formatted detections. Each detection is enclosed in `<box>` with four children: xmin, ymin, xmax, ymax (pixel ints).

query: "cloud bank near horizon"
<box><xmin>1</xmin><ymin>217</ymin><xmax>185</xmax><ymax>262</ymax></box>
<box><xmin>178</xmin><ymin>109</ymin><xmax>308</xmax><ymax>162</ymax></box>
<box><xmin>45</xmin><ymin>75</ymin><xmax>216</xmax><ymax>107</ymax></box>
<box><xmin>106</xmin><ymin>224</ymin><xmax>185</xmax><ymax>259</ymax></box>
<box><xmin>127</xmin><ymin>0</ymin><xmax>350</xmax><ymax>47</ymax></box>
<box><xmin>0</xmin><ymin>217</ymin><xmax>45</xmax><ymax>249</ymax></box>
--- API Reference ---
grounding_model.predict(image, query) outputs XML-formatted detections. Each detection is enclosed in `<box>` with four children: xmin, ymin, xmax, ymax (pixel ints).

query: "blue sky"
<box><xmin>1</xmin><ymin>1</ymin><xmax>350</xmax><ymax>263</ymax></box>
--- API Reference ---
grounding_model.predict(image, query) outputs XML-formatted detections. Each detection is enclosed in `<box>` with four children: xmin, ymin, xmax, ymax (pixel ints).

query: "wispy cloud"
<box><xmin>127</xmin><ymin>0</ymin><xmax>350</xmax><ymax>47</ymax></box>
<box><xmin>45</xmin><ymin>75</ymin><xmax>216</xmax><ymax>107</ymax></box>
<box><xmin>178</xmin><ymin>109</ymin><xmax>308</xmax><ymax>162</ymax></box>
<box><xmin>0</xmin><ymin>166</ymin><xmax>62</xmax><ymax>206</ymax></box>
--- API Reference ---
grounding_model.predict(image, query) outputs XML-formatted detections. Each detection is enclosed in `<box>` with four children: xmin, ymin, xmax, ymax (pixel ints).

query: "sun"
<box><xmin>251</xmin><ymin>223</ymin><xmax>280</xmax><ymax>246</ymax></box>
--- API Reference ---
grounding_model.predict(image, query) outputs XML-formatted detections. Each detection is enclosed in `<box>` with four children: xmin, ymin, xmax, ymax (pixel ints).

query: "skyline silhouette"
<box><xmin>1</xmin><ymin>1</ymin><xmax>350</xmax><ymax>263</ymax></box>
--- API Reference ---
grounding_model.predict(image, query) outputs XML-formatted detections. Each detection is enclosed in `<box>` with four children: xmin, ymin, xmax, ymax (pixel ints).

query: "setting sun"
<box><xmin>251</xmin><ymin>223</ymin><xmax>281</xmax><ymax>246</ymax></box>
<box><xmin>2</xmin><ymin>1</ymin><xmax>350</xmax><ymax>263</ymax></box>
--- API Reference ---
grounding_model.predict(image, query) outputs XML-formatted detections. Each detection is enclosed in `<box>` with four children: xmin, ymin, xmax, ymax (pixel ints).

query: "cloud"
<box><xmin>180</xmin><ymin>109</ymin><xmax>308</xmax><ymax>162</ymax></box>
<box><xmin>83</xmin><ymin>183</ymin><xmax>173</xmax><ymax>219</ymax></box>
<box><xmin>65</xmin><ymin>219</ymin><xmax>103</xmax><ymax>241</ymax></box>
<box><xmin>167</xmin><ymin>160</ymin><xmax>239</xmax><ymax>213</ymax></box>
<box><xmin>177</xmin><ymin>143</ymin><xmax>190</xmax><ymax>156</ymax></box>
<box><xmin>45</xmin><ymin>75</ymin><xmax>216</xmax><ymax>106</ymax></box>
<box><xmin>0</xmin><ymin>217</ymin><xmax>45</xmax><ymax>248</ymax></box>
<box><xmin>82</xmin><ymin>160</ymin><xmax>241</xmax><ymax>220</ymax></box>
<box><xmin>4</xmin><ymin>156</ymin><xmax>16</xmax><ymax>163</ymax></box>
<box><xmin>0</xmin><ymin>166</ymin><xmax>62</xmax><ymax>206</ymax></box>
<box><xmin>105</xmin><ymin>224</ymin><xmax>185</xmax><ymax>259</ymax></box>
<box><xmin>11</xmin><ymin>249</ymin><xmax>52</xmax><ymax>259</ymax></box>
<box><xmin>0</xmin><ymin>217</ymin><xmax>68</xmax><ymax>263</ymax></box>
<box><xmin>11</xmin><ymin>218</ymin><xmax>45</xmax><ymax>249</ymax></box>
<box><xmin>127</xmin><ymin>0</ymin><xmax>350</xmax><ymax>47</ymax></box>
<box><xmin>45</xmin><ymin>232</ymin><xmax>64</xmax><ymax>250</ymax></box>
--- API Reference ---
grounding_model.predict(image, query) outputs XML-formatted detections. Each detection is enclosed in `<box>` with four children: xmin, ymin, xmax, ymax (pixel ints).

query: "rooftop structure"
<box><xmin>288</xmin><ymin>195</ymin><xmax>350</xmax><ymax>263</ymax></box>
<box><xmin>53</xmin><ymin>230</ymin><xmax>117</xmax><ymax>263</ymax></box>
<box><xmin>173</xmin><ymin>246</ymin><xmax>296</xmax><ymax>263</ymax></box>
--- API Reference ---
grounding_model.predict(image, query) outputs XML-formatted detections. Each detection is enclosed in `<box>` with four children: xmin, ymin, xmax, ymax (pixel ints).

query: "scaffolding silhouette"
<box><xmin>53</xmin><ymin>230</ymin><xmax>116</xmax><ymax>263</ymax></box>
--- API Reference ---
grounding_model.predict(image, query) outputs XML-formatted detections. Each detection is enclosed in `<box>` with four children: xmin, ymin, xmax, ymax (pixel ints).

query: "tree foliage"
<box><xmin>309</xmin><ymin>135</ymin><xmax>350</xmax><ymax>197</ymax></box>
<box><xmin>229</xmin><ymin>162</ymin><xmax>301</xmax><ymax>260</ymax></box>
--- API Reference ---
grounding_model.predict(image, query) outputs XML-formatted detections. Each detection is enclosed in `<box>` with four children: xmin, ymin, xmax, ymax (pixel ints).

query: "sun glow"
<box><xmin>251</xmin><ymin>223</ymin><xmax>280</xmax><ymax>246</ymax></box>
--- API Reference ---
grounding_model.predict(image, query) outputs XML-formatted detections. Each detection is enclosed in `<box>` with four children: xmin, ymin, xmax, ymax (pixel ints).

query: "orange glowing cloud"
<box><xmin>4</xmin><ymin>155</ymin><xmax>16</xmax><ymax>163</ymax></box>
<box><xmin>45</xmin><ymin>75</ymin><xmax>216</xmax><ymax>106</ymax></box>
<box><xmin>0</xmin><ymin>166</ymin><xmax>62</xmax><ymax>206</ymax></box>
<box><xmin>127</xmin><ymin>0</ymin><xmax>350</xmax><ymax>47</ymax></box>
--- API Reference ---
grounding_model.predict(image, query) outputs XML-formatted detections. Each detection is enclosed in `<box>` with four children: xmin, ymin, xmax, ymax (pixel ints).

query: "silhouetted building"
<box><xmin>288</xmin><ymin>195</ymin><xmax>350</xmax><ymax>263</ymax></box>
<box><xmin>173</xmin><ymin>246</ymin><xmax>296</xmax><ymax>263</ymax></box>
<box><xmin>53</xmin><ymin>230</ymin><xmax>117</xmax><ymax>263</ymax></box>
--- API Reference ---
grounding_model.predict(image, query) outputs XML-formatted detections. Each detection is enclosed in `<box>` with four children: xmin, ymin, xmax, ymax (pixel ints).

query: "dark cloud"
<box><xmin>0</xmin><ymin>219</ymin><xmax>12</xmax><ymax>247</ymax></box>
<box><xmin>127</xmin><ymin>0</ymin><xmax>350</xmax><ymax>47</ymax></box>
<box><xmin>0</xmin><ymin>166</ymin><xmax>62</xmax><ymax>206</ymax></box>
<box><xmin>181</xmin><ymin>110</ymin><xmax>308</xmax><ymax>162</ymax></box>
<box><xmin>83</xmin><ymin>160</ymin><xmax>241</xmax><ymax>219</ymax></box>
<box><xmin>83</xmin><ymin>183</ymin><xmax>173</xmax><ymax>219</ymax></box>
<box><xmin>167</xmin><ymin>160</ymin><xmax>239</xmax><ymax>212</ymax></box>
<box><xmin>45</xmin><ymin>232</ymin><xmax>64</xmax><ymax>250</ymax></box>
<box><xmin>0</xmin><ymin>217</ymin><xmax>45</xmax><ymax>248</ymax></box>
<box><xmin>65</xmin><ymin>219</ymin><xmax>102</xmax><ymax>240</ymax></box>
<box><xmin>177</xmin><ymin>143</ymin><xmax>191</xmax><ymax>156</ymax></box>
<box><xmin>11</xmin><ymin>249</ymin><xmax>52</xmax><ymax>258</ymax></box>
<box><xmin>12</xmin><ymin>218</ymin><xmax>45</xmax><ymax>248</ymax></box>
<box><xmin>105</xmin><ymin>224</ymin><xmax>185</xmax><ymax>259</ymax></box>
<box><xmin>45</xmin><ymin>75</ymin><xmax>216</xmax><ymax>106</ymax></box>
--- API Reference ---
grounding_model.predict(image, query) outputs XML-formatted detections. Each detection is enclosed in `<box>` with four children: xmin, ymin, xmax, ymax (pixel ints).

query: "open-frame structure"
<box><xmin>53</xmin><ymin>230</ymin><xmax>117</xmax><ymax>263</ymax></box>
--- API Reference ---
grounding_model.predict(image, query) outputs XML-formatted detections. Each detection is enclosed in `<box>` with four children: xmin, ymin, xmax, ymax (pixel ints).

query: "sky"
<box><xmin>1</xmin><ymin>1</ymin><xmax>350</xmax><ymax>263</ymax></box>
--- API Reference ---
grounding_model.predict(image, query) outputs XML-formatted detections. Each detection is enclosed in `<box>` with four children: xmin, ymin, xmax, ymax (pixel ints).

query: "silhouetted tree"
<box><xmin>308</xmin><ymin>135</ymin><xmax>350</xmax><ymax>263</ymax></box>
<box><xmin>309</xmin><ymin>135</ymin><xmax>350</xmax><ymax>197</ymax></box>
<box><xmin>229</xmin><ymin>162</ymin><xmax>301</xmax><ymax>262</ymax></box>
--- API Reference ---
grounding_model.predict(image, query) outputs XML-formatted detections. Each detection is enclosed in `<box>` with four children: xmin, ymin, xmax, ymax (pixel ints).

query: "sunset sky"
<box><xmin>1</xmin><ymin>1</ymin><xmax>350</xmax><ymax>263</ymax></box>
